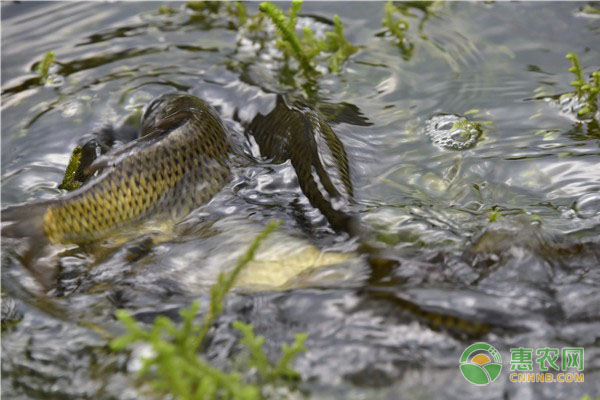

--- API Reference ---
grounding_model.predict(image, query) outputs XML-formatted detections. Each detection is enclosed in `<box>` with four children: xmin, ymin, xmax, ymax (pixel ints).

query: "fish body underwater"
<box><xmin>1</xmin><ymin>92</ymin><xmax>378</xmax><ymax>290</ymax></box>
<box><xmin>247</xmin><ymin>95</ymin><xmax>361</xmax><ymax>237</ymax></box>
<box><xmin>2</xmin><ymin>93</ymin><xmax>232</xmax><ymax>245</ymax></box>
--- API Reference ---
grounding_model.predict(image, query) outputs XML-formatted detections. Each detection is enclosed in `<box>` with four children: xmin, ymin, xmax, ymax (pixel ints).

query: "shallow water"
<box><xmin>1</xmin><ymin>2</ymin><xmax>599</xmax><ymax>399</ymax></box>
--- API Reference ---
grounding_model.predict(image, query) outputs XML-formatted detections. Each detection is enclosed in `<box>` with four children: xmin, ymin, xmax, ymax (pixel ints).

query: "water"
<box><xmin>1</xmin><ymin>2</ymin><xmax>599</xmax><ymax>399</ymax></box>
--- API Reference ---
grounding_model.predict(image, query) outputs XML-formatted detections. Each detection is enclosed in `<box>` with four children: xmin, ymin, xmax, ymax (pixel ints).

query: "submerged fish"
<box><xmin>247</xmin><ymin>95</ymin><xmax>362</xmax><ymax>237</ymax></box>
<box><xmin>2</xmin><ymin>93</ymin><xmax>232</xmax><ymax>244</ymax></box>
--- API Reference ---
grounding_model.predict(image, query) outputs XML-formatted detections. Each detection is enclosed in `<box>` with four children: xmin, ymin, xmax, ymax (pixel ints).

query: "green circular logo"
<box><xmin>459</xmin><ymin>342</ymin><xmax>502</xmax><ymax>385</ymax></box>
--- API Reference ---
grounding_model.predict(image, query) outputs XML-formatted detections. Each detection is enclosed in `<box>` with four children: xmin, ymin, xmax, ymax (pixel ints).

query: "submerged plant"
<box><xmin>37</xmin><ymin>51</ymin><xmax>56</xmax><ymax>84</ymax></box>
<box><xmin>110</xmin><ymin>220</ymin><xmax>308</xmax><ymax>399</ymax></box>
<box><xmin>565</xmin><ymin>52</ymin><xmax>600</xmax><ymax>117</ymax></box>
<box><xmin>259</xmin><ymin>1</ymin><xmax>358</xmax><ymax>76</ymax></box>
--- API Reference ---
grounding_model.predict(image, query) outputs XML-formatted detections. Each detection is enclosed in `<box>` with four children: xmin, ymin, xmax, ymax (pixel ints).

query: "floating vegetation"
<box><xmin>110</xmin><ymin>221</ymin><xmax>308</xmax><ymax>399</ymax></box>
<box><xmin>36</xmin><ymin>51</ymin><xmax>56</xmax><ymax>84</ymax></box>
<box><xmin>425</xmin><ymin>114</ymin><xmax>484</xmax><ymax>150</ymax></box>
<box><xmin>564</xmin><ymin>52</ymin><xmax>599</xmax><ymax>118</ymax></box>
<box><xmin>259</xmin><ymin>1</ymin><xmax>358</xmax><ymax>76</ymax></box>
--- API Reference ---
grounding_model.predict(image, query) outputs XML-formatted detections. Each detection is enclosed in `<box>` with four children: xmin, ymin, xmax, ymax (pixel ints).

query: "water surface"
<box><xmin>2</xmin><ymin>2</ymin><xmax>599</xmax><ymax>399</ymax></box>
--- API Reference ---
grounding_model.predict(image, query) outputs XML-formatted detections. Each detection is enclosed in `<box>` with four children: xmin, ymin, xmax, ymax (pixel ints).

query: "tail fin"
<box><xmin>1</xmin><ymin>202</ymin><xmax>49</xmax><ymax>240</ymax></box>
<box><xmin>2</xmin><ymin>202</ymin><xmax>58</xmax><ymax>292</ymax></box>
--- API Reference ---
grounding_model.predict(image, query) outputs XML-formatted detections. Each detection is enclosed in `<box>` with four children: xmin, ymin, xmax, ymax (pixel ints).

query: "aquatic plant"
<box><xmin>184</xmin><ymin>1</ymin><xmax>249</xmax><ymax>28</ymax></box>
<box><xmin>580</xmin><ymin>395</ymin><xmax>600</xmax><ymax>400</ymax></box>
<box><xmin>187</xmin><ymin>1</ymin><xmax>221</xmax><ymax>14</ymax></box>
<box><xmin>325</xmin><ymin>15</ymin><xmax>359</xmax><ymax>73</ymax></box>
<box><xmin>565</xmin><ymin>52</ymin><xmax>600</xmax><ymax>117</ymax></box>
<box><xmin>382</xmin><ymin>1</ymin><xmax>409</xmax><ymax>43</ymax></box>
<box><xmin>228</xmin><ymin>1</ymin><xmax>248</xmax><ymax>25</ymax></box>
<box><xmin>381</xmin><ymin>1</ymin><xmax>414</xmax><ymax>59</ymax></box>
<box><xmin>58</xmin><ymin>146</ymin><xmax>83</xmax><ymax>191</ymax></box>
<box><xmin>157</xmin><ymin>5</ymin><xmax>177</xmax><ymax>15</ymax></box>
<box><xmin>488</xmin><ymin>208</ymin><xmax>502</xmax><ymax>223</ymax></box>
<box><xmin>232</xmin><ymin>321</ymin><xmax>307</xmax><ymax>382</ymax></box>
<box><xmin>36</xmin><ymin>51</ymin><xmax>56</xmax><ymax>84</ymax></box>
<box><xmin>579</xmin><ymin>3</ymin><xmax>600</xmax><ymax>16</ymax></box>
<box><xmin>259</xmin><ymin>1</ymin><xmax>358</xmax><ymax>76</ymax></box>
<box><xmin>110</xmin><ymin>220</ymin><xmax>308</xmax><ymax>399</ymax></box>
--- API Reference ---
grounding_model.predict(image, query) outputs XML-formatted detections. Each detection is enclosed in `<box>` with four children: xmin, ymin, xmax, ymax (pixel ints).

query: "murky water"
<box><xmin>2</xmin><ymin>2</ymin><xmax>599</xmax><ymax>399</ymax></box>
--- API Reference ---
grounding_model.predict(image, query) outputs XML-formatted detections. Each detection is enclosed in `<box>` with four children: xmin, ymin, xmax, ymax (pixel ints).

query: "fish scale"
<box><xmin>42</xmin><ymin>94</ymin><xmax>232</xmax><ymax>244</ymax></box>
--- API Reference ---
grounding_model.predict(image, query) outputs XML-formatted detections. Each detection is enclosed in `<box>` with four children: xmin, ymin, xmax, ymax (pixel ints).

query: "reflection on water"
<box><xmin>1</xmin><ymin>2</ymin><xmax>599</xmax><ymax>399</ymax></box>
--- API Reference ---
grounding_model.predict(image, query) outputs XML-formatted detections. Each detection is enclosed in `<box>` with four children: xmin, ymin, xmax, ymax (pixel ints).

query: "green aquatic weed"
<box><xmin>567</xmin><ymin>53</ymin><xmax>586</xmax><ymax>99</ymax></box>
<box><xmin>110</xmin><ymin>220</ymin><xmax>307</xmax><ymax>399</ymax></box>
<box><xmin>230</xmin><ymin>1</ymin><xmax>248</xmax><ymax>26</ymax></box>
<box><xmin>566</xmin><ymin>53</ymin><xmax>600</xmax><ymax>117</ymax></box>
<box><xmin>37</xmin><ymin>51</ymin><xmax>56</xmax><ymax>84</ymax></box>
<box><xmin>197</xmin><ymin>220</ymin><xmax>281</xmax><ymax>345</ymax></box>
<box><xmin>187</xmin><ymin>1</ymin><xmax>221</xmax><ymax>13</ymax></box>
<box><xmin>580</xmin><ymin>396</ymin><xmax>600</xmax><ymax>400</ymax></box>
<box><xmin>232</xmin><ymin>321</ymin><xmax>307</xmax><ymax>382</ymax></box>
<box><xmin>324</xmin><ymin>15</ymin><xmax>359</xmax><ymax>73</ymax></box>
<box><xmin>382</xmin><ymin>1</ymin><xmax>409</xmax><ymax>43</ymax></box>
<box><xmin>580</xmin><ymin>4</ymin><xmax>600</xmax><ymax>16</ymax></box>
<box><xmin>58</xmin><ymin>146</ymin><xmax>83</xmax><ymax>191</ymax></box>
<box><xmin>112</xmin><ymin>305</ymin><xmax>261</xmax><ymax>400</ymax></box>
<box><xmin>488</xmin><ymin>208</ymin><xmax>502</xmax><ymax>223</ymax></box>
<box><xmin>259</xmin><ymin>2</ymin><xmax>314</xmax><ymax>74</ymax></box>
<box><xmin>381</xmin><ymin>1</ymin><xmax>414</xmax><ymax>59</ymax></box>
<box><xmin>259</xmin><ymin>1</ymin><xmax>357</xmax><ymax>75</ymax></box>
<box><xmin>185</xmin><ymin>1</ymin><xmax>249</xmax><ymax>27</ymax></box>
<box><xmin>157</xmin><ymin>5</ymin><xmax>177</xmax><ymax>15</ymax></box>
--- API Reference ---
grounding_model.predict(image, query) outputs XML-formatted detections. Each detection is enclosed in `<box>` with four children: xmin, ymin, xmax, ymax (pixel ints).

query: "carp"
<box><xmin>2</xmin><ymin>93</ymin><xmax>232</xmax><ymax>244</ymax></box>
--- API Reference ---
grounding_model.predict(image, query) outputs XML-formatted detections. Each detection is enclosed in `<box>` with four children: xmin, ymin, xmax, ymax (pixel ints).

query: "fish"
<box><xmin>246</xmin><ymin>95</ymin><xmax>362</xmax><ymax>237</ymax></box>
<box><xmin>2</xmin><ymin>92</ymin><xmax>392</xmax><ymax>291</ymax></box>
<box><xmin>2</xmin><ymin>93</ymin><xmax>232</xmax><ymax>245</ymax></box>
<box><xmin>246</xmin><ymin>95</ymin><xmax>400</xmax><ymax>273</ymax></box>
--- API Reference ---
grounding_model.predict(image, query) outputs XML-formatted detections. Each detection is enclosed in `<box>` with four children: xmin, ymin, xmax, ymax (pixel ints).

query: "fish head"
<box><xmin>140</xmin><ymin>93</ymin><xmax>217</xmax><ymax>137</ymax></box>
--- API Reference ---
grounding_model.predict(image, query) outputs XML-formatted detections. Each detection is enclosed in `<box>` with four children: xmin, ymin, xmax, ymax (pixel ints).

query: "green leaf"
<box><xmin>37</xmin><ymin>51</ymin><xmax>56</xmax><ymax>84</ymax></box>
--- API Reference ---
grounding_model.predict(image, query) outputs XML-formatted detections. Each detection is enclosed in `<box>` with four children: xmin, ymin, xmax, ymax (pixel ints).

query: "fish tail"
<box><xmin>2</xmin><ymin>202</ymin><xmax>59</xmax><ymax>291</ymax></box>
<box><xmin>1</xmin><ymin>202</ymin><xmax>49</xmax><ymax>241</ymax></box>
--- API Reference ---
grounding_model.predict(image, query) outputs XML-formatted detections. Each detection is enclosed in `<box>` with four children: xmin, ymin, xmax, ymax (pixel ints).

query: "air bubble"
<box><xmin>574</xmin><ymin>193</ymin><xmax>600</xmax><ymax>219</ymax></box>
<box><xmin>425</xmin><ymin>114</ymin><xmax>482</xmax><ymax>150</ymax></box>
